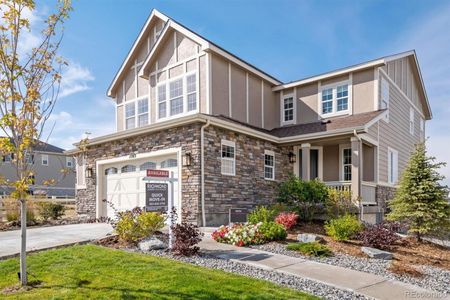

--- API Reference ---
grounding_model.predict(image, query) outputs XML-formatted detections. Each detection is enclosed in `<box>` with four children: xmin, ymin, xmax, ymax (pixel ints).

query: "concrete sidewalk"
<box><xmin>0</xmin><ymin>223</ymin><xmax>113</xmax><ymax>259</ymax></box>
<box><xmin>199</xmin><ymin>232</ymin><xmax>446</xmax><ymax>300</ymax></box>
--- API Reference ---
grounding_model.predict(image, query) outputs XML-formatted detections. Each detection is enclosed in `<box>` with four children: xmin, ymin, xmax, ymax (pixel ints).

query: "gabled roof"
<box><xmin>0</xmin><ymin>137</ymin><xmax>65</xmax><ymax>153</ymax></box>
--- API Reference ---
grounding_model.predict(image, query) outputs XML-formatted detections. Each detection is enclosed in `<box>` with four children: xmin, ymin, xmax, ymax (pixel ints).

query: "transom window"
<box><xmin>320</xmin><ymin>82</ymin><xmax>350</xmax><ymax>116</ymax></box>
<box><xmin>105</xmin><ymin>167</ymin><xmax>118</xmax><ymax>175</ymax></box>
<box><xmin>342</xmin><ymin>148</ymin><xmax>352</xmax><ymax>181</ymax></box>
<box><xmin>283</xmin><ymin>96</ymin><xmax>294</xmax><ymax>122</ymax></box>
<box><xmin>125</xmin><ymin>97</ymin><xmax>149</xmax><ymax>130</ymax></box>
<box><xmin>264</xmin><ymin>150</ymin><xmax>275</xmax><ymax>180</ymax></box>
<box><xmin>161</xmin><ymin>159</ymin><xmax>177</xmax><ymax>168</ymax></box>
<box><xmin>221</xmin><ymin>140</ymin><xmax>235</xmax><ymax>176</ymax></box>
<box><xmin>140</xmin><ymin>161</ymin><xmax>157</xmax><ymax>170</ymax></box>
<box><xmin>157</xmin><ymin>72</ymin><xmax>198</xmax><ymax>120</ymax></box>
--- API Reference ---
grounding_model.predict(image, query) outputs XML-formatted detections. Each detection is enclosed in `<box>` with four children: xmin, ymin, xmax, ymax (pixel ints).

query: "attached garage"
<box><xmin>96</xmin><ymin>149</ymin><xmax>181</xmax><ymax>218</ymax></box>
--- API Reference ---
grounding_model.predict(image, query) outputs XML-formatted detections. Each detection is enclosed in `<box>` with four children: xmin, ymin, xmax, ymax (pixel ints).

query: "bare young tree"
<box><xmin>0</xmin><ymin>0</ymin><xmax>72</xmax><ymax>286</ymax></box>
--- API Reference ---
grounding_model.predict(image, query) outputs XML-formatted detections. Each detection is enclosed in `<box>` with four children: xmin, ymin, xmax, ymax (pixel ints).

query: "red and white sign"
<box><xmin>146</xmin><ymin>169</ymin><xmax>169</xmax><ymax>178</ymax></box>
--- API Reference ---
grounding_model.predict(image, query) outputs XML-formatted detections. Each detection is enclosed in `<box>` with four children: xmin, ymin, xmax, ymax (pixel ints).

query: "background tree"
<box><xmin>0</xmin><ymin>0</ymin><xmax>72</xmax><ymax>286</ymax></box>
<box><xmin>387</xmin><ymin>142</ymin><xmax>450</xmax><ymax>241</ymax></box>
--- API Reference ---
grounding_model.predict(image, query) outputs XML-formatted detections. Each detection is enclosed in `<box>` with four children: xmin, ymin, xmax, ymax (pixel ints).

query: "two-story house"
<box><xmin>1</xmin><ymin>139</ymin><xmax>76</xmax><ymax>198</ymax></box>
<box><xmin>69</xmin><ymin>9</ymin><xmax>431</xmax><ymax>226</ymax></box>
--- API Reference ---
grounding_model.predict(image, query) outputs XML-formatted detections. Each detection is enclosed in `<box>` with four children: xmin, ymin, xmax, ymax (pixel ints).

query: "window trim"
<box><xmin>156</xmin><ymin>70</ymin><xmax>199</xmax><ymax>122</ymax></box>
<box><xmin>318</xmin><ymin>79</ymin><xmax>352</xmax><ymax>118</ymax></box>
<box><xmin>75</xmin><ymin>155</ymin><xmax>86</xmax><ymax>189</ymax></box>
<box><xmin>221</xmin><ymin>139</ymin><xmax>236</xmax><ymax>176</ymax></box>
<box><xmin>66</xmin><ymin>157</ymin><xmax>73</xmax><ymax>168</ymax></box>
<box><xmin>264</xmin><ymin>150</ymin><xmax>275</xmax><ymax>180</ymax></box>
<box><xmin>388</xmin><ymin>147</ymin><xmax>399</xmax><ymax>185</ymax></box>
<box><xmin>280</xmin><ymin>91</ymin><xmax>296</xmax><ymax>126</ymax></box>
<box><xmin>41</xmin><ymin>154</ymin><xmax>49</xmax><ymax>166</ymax></box>
<box><xmin>409</xmin><ymin>107</ymin><xmax>415</xmax><ymax>135</ymax></box>
<box><xmin>339</xmin><ymin>144</ymin><xmax>352</xmax><ymax>182</ymax></box>
<box><xmin>123</xmin><ymin>95</ymin><xmax>149</xmax><ymax>130</ymax></box>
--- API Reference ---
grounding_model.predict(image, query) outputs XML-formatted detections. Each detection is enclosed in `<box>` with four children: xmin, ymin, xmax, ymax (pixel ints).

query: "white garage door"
<box><xmin>103</xmin><ymin>156</ymin><xmax>179</xmax><ymax>219</ymax></box>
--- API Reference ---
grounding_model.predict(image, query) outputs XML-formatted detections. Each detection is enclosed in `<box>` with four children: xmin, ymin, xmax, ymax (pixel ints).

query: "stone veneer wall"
<box><xmin>76</xmin><ymin>123</ymin><xmax>202</xmax><ymax>223</ymax></box>
<box><xmin>375</xmin><ymin>185</ymin><xmax>397</xmax><ymax>212</ymax></box>
<box><xmin>203</xmin><ymin>126</ymin><xmax>293</xmax><ymax>226</ymax></box>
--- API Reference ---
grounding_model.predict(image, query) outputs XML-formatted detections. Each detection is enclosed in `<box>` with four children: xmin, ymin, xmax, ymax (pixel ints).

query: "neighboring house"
<box><xmin>0</xmin><ymin>139</ymin><xmax>76</xmax><ymax>198</ymax></box>
<box><xmin>68</xmin><ymin>9</ymin><xmax>431</xmax><ymax>226</ymax></box>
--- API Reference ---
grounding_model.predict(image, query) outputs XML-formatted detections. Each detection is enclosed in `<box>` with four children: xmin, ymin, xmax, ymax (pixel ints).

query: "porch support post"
<box><xmin>301</xmin><ymin>143</ymin><xmax>311</xmax><ymax>181</ymax></box>
<box><xmin>351</xmin><ymin>137</ymin><xmax>362</xmax><ymax>200</ymax></box>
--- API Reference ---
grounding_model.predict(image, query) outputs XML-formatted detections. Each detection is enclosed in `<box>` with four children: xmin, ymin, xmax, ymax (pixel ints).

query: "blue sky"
<box><xmin>34</xmin><ymin>0</ymin><xmax>450</xmax><ymax>184</ymax></box>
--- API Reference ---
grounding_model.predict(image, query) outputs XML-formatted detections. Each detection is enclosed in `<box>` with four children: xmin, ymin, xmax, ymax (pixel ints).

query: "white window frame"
<box><xmin>41</xmin><ymin>154</ymin><xmax>49</xmax><ymax>166</ymax></box>
<box><xmin>264</xmin><ymin>150</ymin><xmax>275</xmax><ymax>180</ymax></box>
<box><xmin>409</xmin><ymin>107</ymin><xmax>415</xmax><ymax>135</ymax></box>
<box><xmin>388</xmin><ymin>147</ymin><xmax>399</xmax><ymax>185</ymax></box>
<box><xmin>156</xmin><ymin>71</ymin><xmax>199</xmax><ymax>122</ymax></box>
<box><xmin>281</xmin><ymin>93</ymin><xmax>295</xmax><ymax>125</ymax></box>
<box><xmin>66</xmin><ymin>157</ymin><xmax>73</xmax><ymax>168</ymax></box>
<box><xmin>123</xmin><ymin>95</ymin><xmax>149</xmax><ymax>130</ymax></box>
<box><xmin>221</xmin><ymin>139</ymin><xmax>235</xmax><ymax>176</ymax></box>
<box><xmin>339</xmin><ymin>144</ymin><xmax>352</xmax><ymax>182</ymax></box>
<box><xmin>318</xmin><ymin>79</ymin><xmax>352</xmax><ymax>118</ymax></box>
<box><xmin>76</xmin><ymin>155</ymin><xmax>86</xmax><ymax>189</ymax></box>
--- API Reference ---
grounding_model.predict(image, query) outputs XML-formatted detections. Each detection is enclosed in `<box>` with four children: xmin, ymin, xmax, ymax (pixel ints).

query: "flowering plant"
<box><xmin>212</xmin><ymin>223</ymin><xmax>266</xmax><ymax>246</ymax></box>
<box><xmin>275</xmin><ymin>212</ymin><xmax>299</xmax><ymax>230</ymax></box>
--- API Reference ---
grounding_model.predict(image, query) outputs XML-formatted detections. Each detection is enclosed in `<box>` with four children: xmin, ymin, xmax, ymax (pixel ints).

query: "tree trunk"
<box><xmin>20</xmin><ymin>199</ymin><xmax>27</xmax><ymax>286</ymax></box>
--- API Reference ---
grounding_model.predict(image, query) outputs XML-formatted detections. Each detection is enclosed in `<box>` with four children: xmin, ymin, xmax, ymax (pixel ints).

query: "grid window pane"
<box><xmin>158</xmin><ymin>102</ymin><xmax>166</xmax><ymax>118</ymax></box>
<box><xmin>125</xmin><ymin>102</ymin><xmax>135</xmax><ymax>118</ymax></box>
<box><xmin>342</xmin><ymin>148</ymin><xmax>352</xmax><ymax>181</ymax></box>
<box><xmin>336</xmin><ymin>85</ymin><xmax>348</xmax><ymax>112</ymax></box>
<box><xmin>322</xmin><ymin>88</ymin><xmax>333</xmax><ymax>114</ymax></box>
<box><xmin>169</xmin><ymin>79</ymin><xmax>183</xmax><ymax>98</ymax></box>
<box><xmin>138</xmin><ymin>98</ymin><xmax>148</xmax><ymax>114</ymax></box>
<box><xmin>187</xmin><ymin>93</ymin><xmax>197</xmax><ymax>111</ymax></box>
<box><xmin>170</xmin><ymin>97</ymin><xmax>183</xmax><ymax>115</ymax></box>
<box><xmin>337</xmin><ymin>98</ymin><xmax>348</xmax><ymax>111</ymax></box>
<box><xmin>186</xmin><ymin>74</ymin><xmax>196</xmax><ymax>93</ymax></box>
<box><xmin>337</xmin><ymin>85</ymin><xmax>348</xmax><ymax>98</ymax></box>
<box><xmin>322</xmin><ymin>101</ymin><xmax>333</xmax><ymax>114</ymax></box>
<box><xmin>264</xmin><ymin>153</ymin><xmax>274</xmax><ymax>180</ymax></box>
<box><xmin>284</xmin><ymin>97</ymin><xmax>294</xmax><ymax>121</ymax></box>
<box><xmin>322</xmin><ymin>88</ymin><xmax>333</xmax><ymax>101</ymax></box>
<box><xmin>158</xmin><ymin>85</ymin><xmax>166</xmax><ymax>102</ymax></box>
<box><xmin>344</xmin><ymin>165</ymin><xmax>352</xmax><ymax>181</ymax></box>
<box><xmin>138</xmin><ymin>114</ymin><xmax>148</xmax><ymax>127</ymax></box>
<box><xmin>126</xmin><ymin>117</ymin><xmax>135</xmax><ymax>129</ymax></box>
<box><xmin>221</xmin><ymin>143</ymin><xmax>235</xmax><ymax>175</ymax></box>
<box><xmin>264</xmin><ymin>166</ymin><xmax>273</xmax><ymax>180</ymax></box>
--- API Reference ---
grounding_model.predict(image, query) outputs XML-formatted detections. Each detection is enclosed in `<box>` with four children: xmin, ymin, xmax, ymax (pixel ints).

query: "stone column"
<box><xmin>301</xmin><ymin>143</ymin><xmax>311</xmax><ymax>181</ymax></box>
<box><xmin>351</xmin><ymin>137</ymin><xmax>362</xmax><ymax>200</ymax></box>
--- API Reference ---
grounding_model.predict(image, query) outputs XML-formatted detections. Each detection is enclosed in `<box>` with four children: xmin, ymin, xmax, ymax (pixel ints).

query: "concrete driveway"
<box><xmin>0</xmin><ymin>223</ymin><xmax>113</xmax><ymax>259</ymax></box>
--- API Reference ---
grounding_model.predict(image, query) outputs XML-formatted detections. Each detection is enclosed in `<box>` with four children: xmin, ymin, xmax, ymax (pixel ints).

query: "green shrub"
<box><xmin>259</xmin><ymin>221</ymin><xmax>287</xmax><ymax>241</ymax></box>
<box><xmin>325</xmin><ymin>188</ymin><xmax>357</xmax><ymax>218</ymax></box>
<box><xmin>286</xmin><ymin>242</ymin><xmax>332</xmax><ymax>257</ymax></box>
<box><xmin>6</xmin><ymin>211</ymin><xmax>19</xmax><ymax>222</ymax></box>
<box><xmin>39</xmin><ymin>202</ymin><xmax>66</xmax><ymax>220</ymax></box>
<box><xmin>277</xmin><ymin>175</ymin><xmax>328</xmax><ymax>221</ymax></box>
<box><xmin>248</xmin><ymin>206</ymin><xmax>277</xmax><ymax>224</ymax></box>
<box><xmin>325</xmin><ymin>214</ymin><xmax>363</xmax><ymax>241</ymax></box>
<box><xmin>115</xmin><ymin>207</ymin><xmax>165</xmax><ymax>243</ymax></box>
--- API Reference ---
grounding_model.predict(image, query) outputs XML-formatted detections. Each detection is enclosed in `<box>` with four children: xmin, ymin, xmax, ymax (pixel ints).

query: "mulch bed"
<box><xmin>286</xmin><ymin>222</ymin><xmax>450</xmax><ymax>270</ymax></box>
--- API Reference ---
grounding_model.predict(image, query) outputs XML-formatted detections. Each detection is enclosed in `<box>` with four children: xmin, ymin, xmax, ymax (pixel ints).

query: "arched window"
<box><xmin>140</xmin><ymin>161</ymin><xmax>156</xmax><ymax>171</ymax></box>
<box><xmin>161</xmin><ymin>159</ymin><xmax>177</xmax><ymax>168</ymax></box>
<box><xmin>121</xmin><ymin>165</ymin><xmax>136</xmax><ymax>173</ymax></box>
<box><xmin>105</xmin><ymin>167</ymin><xmax>118</xmax><ymax>175</ymax></box>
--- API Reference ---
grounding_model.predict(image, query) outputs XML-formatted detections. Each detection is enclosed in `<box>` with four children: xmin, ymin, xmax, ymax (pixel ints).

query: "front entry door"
<box><xmin>298</xmin><ymin>149</ymin><xmax>319</xmax><ymax>180</ymax></box>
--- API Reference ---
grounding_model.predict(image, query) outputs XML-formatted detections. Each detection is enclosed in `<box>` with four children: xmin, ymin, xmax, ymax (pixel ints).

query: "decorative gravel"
<box><xmin>252</xmin><ymin>242</ymin><xmax>450</xmax><ymax>295</ymax></box>
<box><xmin>129</xmin><ymin>248</ymin><xmax>371</xmax><ymax>300</ymax></box>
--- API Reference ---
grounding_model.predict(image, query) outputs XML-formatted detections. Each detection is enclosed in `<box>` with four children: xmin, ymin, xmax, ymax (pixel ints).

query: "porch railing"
<box><xmin>324</xmin><ymin>181</ymin><xmax>351</xmax><ymax>192</ymax></box>
<box><xmin>361</xmin><ymin>181</ymin><xmax>377</xmax><ymax>204</ymax></box>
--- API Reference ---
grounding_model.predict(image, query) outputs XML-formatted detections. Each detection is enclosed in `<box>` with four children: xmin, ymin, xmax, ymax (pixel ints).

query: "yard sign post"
<box><xmin>143</xmin><ymin>170</ymin><xmax>177</xmax><ymax>249</ymax></box>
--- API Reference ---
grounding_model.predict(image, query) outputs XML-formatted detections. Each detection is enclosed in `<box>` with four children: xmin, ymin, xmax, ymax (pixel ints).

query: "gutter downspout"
<box><xmin>353</xmin><ymin>130</ymin><xmax>363</xmax><ymax>221</ymax></box>
<box><xmin>201</xmin><ymin>120</ymin><xmax>211</xmax><ymax>227</ymax></box>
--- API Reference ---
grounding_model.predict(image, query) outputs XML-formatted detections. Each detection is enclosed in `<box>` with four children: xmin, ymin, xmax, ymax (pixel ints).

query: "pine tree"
<box><xmin>387</xmin><ymin>143</ymin><xmax>450</xmax><ymax>241</ymax></box>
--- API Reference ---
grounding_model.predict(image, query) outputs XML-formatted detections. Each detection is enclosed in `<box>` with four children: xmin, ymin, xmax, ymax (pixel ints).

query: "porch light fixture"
<box><xmin>85</xmin><ymin>165</ymin><xmax>94</xmax><ymax>179</ymax></box>
<box><xmin>288</xmin><ymin>152</ymin><xmax>296</xmax><ymax>164</ymax></box>
<box><xmin>182</xmin><ymin>152</ymin><xmax>192</xmax><ymax>167</ymax></box>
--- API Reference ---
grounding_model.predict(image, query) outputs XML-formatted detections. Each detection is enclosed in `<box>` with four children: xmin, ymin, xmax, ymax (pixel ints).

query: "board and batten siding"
<box><xmin>377</xmin><ymin>70</ymin><xmax>423</xmax><ymax>184</ymax></box>
<box><xmin>210</xmin><ymin>53</ymin><xmax>278</xmax><ymax>129</ymax></box>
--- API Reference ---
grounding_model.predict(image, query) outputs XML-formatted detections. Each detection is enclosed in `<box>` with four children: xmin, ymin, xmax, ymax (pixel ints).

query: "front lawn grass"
<box><xmin>0</xmin><ymin>245</ymin><xmax>317</xmax><ymax>299</ymax></box>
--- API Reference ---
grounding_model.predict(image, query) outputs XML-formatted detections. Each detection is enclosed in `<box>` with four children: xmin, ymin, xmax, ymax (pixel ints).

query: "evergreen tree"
<box><xmin>387</xmin><ymin>143</ymin><xmax>450</xmax><ymax>241</ymax></box>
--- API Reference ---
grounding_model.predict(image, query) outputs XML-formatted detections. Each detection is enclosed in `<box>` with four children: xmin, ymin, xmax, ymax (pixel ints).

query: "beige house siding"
<box><xmin>323</xmin><ymin>145</ymin><xmax>339</xmax><ymax>181</ymax></box>
<box><xmin>199</xmin><ymin>55</ymin><xmax>207</xmax><ymax>114</ymax></box>
<box><xmin>248</xmin><ymin>73</ymin><xmax>262</xmax><ymax>127</ymax></box>
<box><xmin>353</xmin><ymin>68</ymin><xmax>375</xmax><ymax>114</ymax></box>
<box><xmin>363</xmin><ymin>143</ymin><xmax>375</xmax><ymax>181</ymax></box>
<box><xmin>264</xmin><ymin>83</ymin><xmax>279</xmax><ymax>129</ymax></box>
<box><xmin>210</xmin><ymin>55</ymin><xmax>229</xmax><ymax>115</ymax></box>
<box><xmin>230</xmin><ymin>64</ymin><xmax>247</xmax><ymax>122</ymax></box>
<box><xmin>378</xmin><ymin>71</ymin><xmax>423</xmax><ymax>184</ymax></box>
<box><xmin>296</xmin><ymin>82</ymin><xmax>319</xmax><ymax>124</ymax></box>
<box><xmin>117</xmin><ymin>105</ymin><xmax>124</xmax><ymax>131</ymax></box>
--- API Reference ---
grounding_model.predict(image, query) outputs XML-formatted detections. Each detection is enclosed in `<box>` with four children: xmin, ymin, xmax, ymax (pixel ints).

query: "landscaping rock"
<box><xmin>138</xmin><ymin>237</ymin><xmax>166</xmax><ymax>251</ymax></box>
<box><xmin>361</xmin><ymin>247</ymin><xmax>393</xmax><ymax>260</ymax></box>
<box><xmin>297</xmin><ymin>233</ymin><xmax>323</xmax><ymax>243</ymax></box>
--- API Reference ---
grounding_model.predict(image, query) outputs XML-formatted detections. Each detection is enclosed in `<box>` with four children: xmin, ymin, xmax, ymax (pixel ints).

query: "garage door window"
<box><xmin>105</xmin><ymin>167</ymin><xmax>118</xmax><ymax>175</ymax></box>
<box><xmin>161</xmin><ymin>159</ymin><xmax>177</xmax><ymax>168</ymax></box>
<box><xmin>121</xmin><ymin>165</ymin><xmax>136</xmax><ymax>173</ymax></box>
<box><xmin>140</xmin><ymin>161</ymin><xmax>157</xmax><ymax>170</ymax></box>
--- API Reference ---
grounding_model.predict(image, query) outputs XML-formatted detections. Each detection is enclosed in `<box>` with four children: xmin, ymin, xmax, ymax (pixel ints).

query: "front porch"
<box><xmin>291</xmin><ymin>135</ymin><xmax>378</xmax><ymax>205</ymax></box>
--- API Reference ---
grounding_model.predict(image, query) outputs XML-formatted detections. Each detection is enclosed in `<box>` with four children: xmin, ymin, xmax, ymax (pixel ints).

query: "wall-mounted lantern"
<box><xmin>182</xmin><ymin>152</ymin><xmax>192</xmax><ymax>167</ymax></box>
<box><xmin>288</xmin><ymin>152</ymin><xmax>296</xmax><ymax>164</ymax></box>
<box><xmin>85</xmin><ymin>165</ymin><xmax>94</xmax><ymax>179</ymax></box>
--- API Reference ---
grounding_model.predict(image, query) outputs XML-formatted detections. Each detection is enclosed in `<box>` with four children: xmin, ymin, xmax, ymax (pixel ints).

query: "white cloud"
<box><xmin>59</xmin><ymin>62</ymin><xmax>95</xmax><ymax>98</ymax></box>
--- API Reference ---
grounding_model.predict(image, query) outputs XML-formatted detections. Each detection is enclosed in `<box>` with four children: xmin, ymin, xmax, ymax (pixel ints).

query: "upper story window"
<box><xmin>157</xmin><ymin>72</ymin><xmax>198</xmax><ymax>121</ymax></box>
<box><xmin>41</xmin><ymin>154</ymin><xmax>49</xmax><ymax>166</ymax></box>
<box><xmin>320</xmin><ymin>82</ymin><xmax>350</xmax><ymax>117</ymax></box>
<box><xmin>221</xmin><ymin>140</ymin><xmax>235</xmax><ymax>176</ymax></box>
<box><xmin>283</xmin><ymin>96</ymin><xmax>294</xmax><ymax>122</ymax></box>
<box><xmin>125</xmin><ymin>97</ymin><xmax>149</xmax><ymax>130</ymax></box>
<box><xmin>264</xmin><ymin>150</ymin><xmax>275</xmax><ymax>180</ymax></box>
<box><xmin>409</xmin><ymin>107</ymin><xmax>415</xmax><ymax>135</ymax></box>
<box><xmin>66</xmin><ymin>157</ymin><xmax>73</xmax><ymax>168</ymax></box>
<box><xmin>25</xmin><ymin>153</ymin><xmax>34</xmax><ymax>164</ymax></box>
